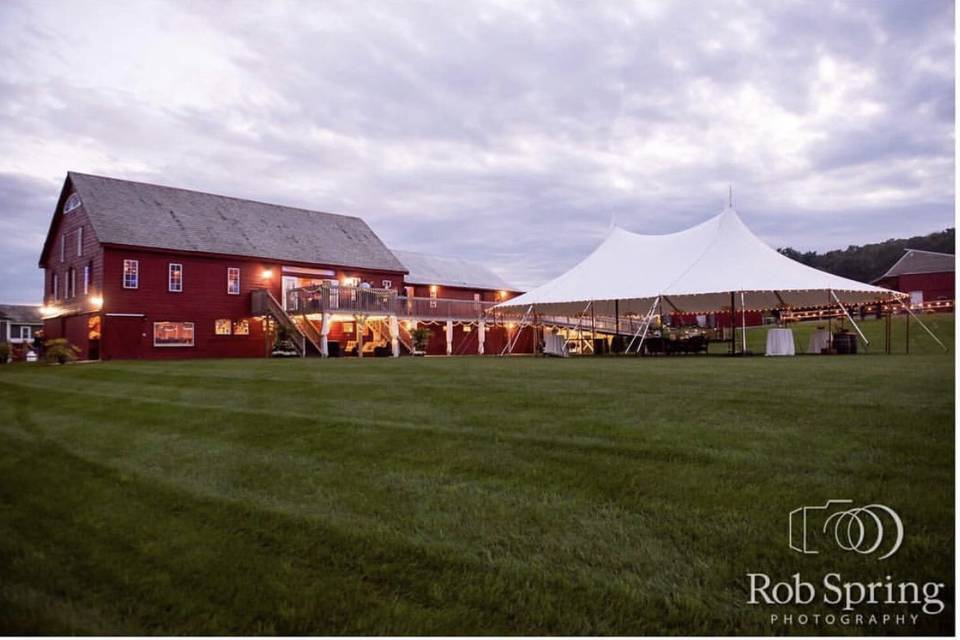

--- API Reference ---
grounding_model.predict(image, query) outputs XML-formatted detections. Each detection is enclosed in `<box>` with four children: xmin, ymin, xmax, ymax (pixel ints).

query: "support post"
<box><xmin>445</xmin><ymin>319</ymin><xmax>453</xmax><ymax>356</ymax></box>
<box><xmin>320</xmin><ymin>312</ymin><xmax>330</xmax><ymax>357</ymax></box>
<box><xmin>740</xmin><ymin>291</ymin><xmax>747</xmax><ymax>353</ymax></box>
<box><xmin>478</xmin><ymin>318</ymin><xmax>485</xmax><ymax>355</ymax></box>
<box><xmin>729</xmin><ymin>291</ymin><xmax>736</xmax><ymax>355</ymax></box>
<box><xmin>829</xmin><ymin>290</ymin><xmax>868</xmax><ymax>347</ymax></box>
<box><xmin>389</xmin><ymin>315</ymin><xmax>399</xmax><ymax>358</ymax></box>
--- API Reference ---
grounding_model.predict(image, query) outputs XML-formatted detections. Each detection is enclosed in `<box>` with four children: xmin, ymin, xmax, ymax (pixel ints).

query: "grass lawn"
<box><xmin>0</xmin><ymin>315</ymin><xmax>953</xmax><ymax>635</ymax></box>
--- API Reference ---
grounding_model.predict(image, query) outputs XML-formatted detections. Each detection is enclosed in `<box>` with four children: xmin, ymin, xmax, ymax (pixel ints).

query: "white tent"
<box><xmin>495</xmin><ymin>208</ymin><xmax>905</xmax><ymax>320</ymax></box>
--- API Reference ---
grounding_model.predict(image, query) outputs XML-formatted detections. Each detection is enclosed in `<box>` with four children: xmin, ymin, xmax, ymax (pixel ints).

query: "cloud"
<box><xmin>0</xmin><ymin>0</ymin><xmax>953</xmax><ymax>301</ymax></box>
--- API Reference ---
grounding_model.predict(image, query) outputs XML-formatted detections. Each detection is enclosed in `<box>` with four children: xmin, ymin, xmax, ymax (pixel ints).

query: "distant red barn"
<box><xmin>872</xmin><ymin>249</ymin><xmax>955</xmax><ymax>311</ymax></box>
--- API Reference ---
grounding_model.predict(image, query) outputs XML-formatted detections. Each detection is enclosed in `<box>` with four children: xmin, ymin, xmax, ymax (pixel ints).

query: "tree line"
<box><xmin>778</xmin><ymin>228</ymin><xmax>955</xmax><ymax>283</ymax></box>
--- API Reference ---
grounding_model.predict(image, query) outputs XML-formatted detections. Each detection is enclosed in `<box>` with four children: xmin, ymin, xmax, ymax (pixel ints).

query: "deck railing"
<box><xmin>283</xmin><ymin>285</ymin><xmax>500</xmax><ymax>320</ymax></box>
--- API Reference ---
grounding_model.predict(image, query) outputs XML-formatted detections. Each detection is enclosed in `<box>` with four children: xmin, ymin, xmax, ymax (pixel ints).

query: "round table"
<box><xmin>807</xmin><ymin>330</ymin><xmax>831</xmax><ymax>354</ymax></box>
<box><xmin>765</xmin><ymin>328</ymin><xmax>796</xmax><ymax>356</ymax></box>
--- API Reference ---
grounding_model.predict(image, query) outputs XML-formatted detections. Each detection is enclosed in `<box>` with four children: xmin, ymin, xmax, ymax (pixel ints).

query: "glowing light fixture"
<box><xmin>89</xmin><ymin>295</ymin><xmax>104</xmax><ymax>308</ymax></box>
<box><xmin>261</xmin><ymin>268</ymin><xmax>273</xmax><ymax>280</ymax></box>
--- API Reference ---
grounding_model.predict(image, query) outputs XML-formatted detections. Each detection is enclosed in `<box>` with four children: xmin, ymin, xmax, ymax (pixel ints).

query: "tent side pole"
<box><xmin>625</xmin><ymin>297</ymin><xmax>660</xmax><ymax>354</ymax></box>
<box><xmin>635</xmin><ymin>296</ymin><xmax>661</xmax><ymax>355</ymax></box>
<box><xmin>740</xmin><ymin>291</ymin><xmax>747</xmax><ymax>352</ymax></box>
<box><xmin>901</xmin><ymin>299</ymin><xmax>947</xmax><ymax>352</ymax></box>
<box><xmin>729</xmin><ymin>291</ymin><xmax>736</xmax><ymax>355</ymax></box>
<box><xmin>829</xmin><ymin>290</ymin><xmax>869</xmax><ymax>347</ymax></box>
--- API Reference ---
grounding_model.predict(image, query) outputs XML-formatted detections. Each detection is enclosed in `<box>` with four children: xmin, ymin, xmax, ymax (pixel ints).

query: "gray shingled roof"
<box><xmin>876</xmin><ymin>248</ymin><xmax>955</xmax><ymax>281</ymax></box>
<box><xmin>66</xmin><ymin>173</ymin><xmax>407</xmax><ymax>273</ymax></box>
<box><xmin>0</xmin><ymin>304</ymin><xmax>43</xmax><ymax>324</ymax></box>
<box><xmin>394</xmin><ymin>250</ymin><xmax>519</xmax><ymax>291</ymax></box>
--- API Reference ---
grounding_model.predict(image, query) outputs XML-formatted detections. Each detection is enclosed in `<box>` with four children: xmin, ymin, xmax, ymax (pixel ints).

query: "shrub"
<box><xmin>0</xmin><ymin>342</ymin><xmax>9</xmax><ymax>364</ymax></box>
<box><xmin>410</xmin><ymin>327</ymin><xmax>432</xmax><ymax>352</ymax></box>
<box><xmin>44</xmin><ymin>338</ymin><xmax>80</xmax><ymax>365</ymax></box>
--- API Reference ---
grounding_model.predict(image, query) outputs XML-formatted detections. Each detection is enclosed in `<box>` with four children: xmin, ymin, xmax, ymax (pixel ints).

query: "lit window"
<box><xmin>168</xmin><ymin>263</ymin><xmax>183</xmax><ymax>292</ymax></box>
<box><xmin>233</xmin><ymin>319</ymin><xmax>249</xmax><ymax>335</ymax></box>
<box><xmin>342</xmin><ymin>322</ymin><xmax>354</xmax><ymax>334</ymax></box>
<box><xmin>77</xmin><ymin>227</ymin><xmax>83</xmax><ymax>256</ymax></box>
<box><xmin>227</xmin><ymin>267</ymin><xmax>240</xmax><ymax>295</ymax></box>
<box><xmin>52</xmin><ymin>272</ymin><xmax>59</xmax><ymax>300</ymax></box>
<box><xmin>215</xmin><ymin>319</ymin><xmax>232</xmax><ymax>335</ymax></box>
<box><xmin>64</xmin><ymin>193</ymin><xmax>82</xmax><ymax>213</ymax></box>
<box><xmin>123</xmin><ymin>260</ymin><xmax>139</xmax><ymax>289</ymax></box>
<box><xmin>83</xmin><ymin>263</ymin><xmax>91</xmax><ymax>295</ymax></box>
<box><xmin>153</xmin><ymin>321</ymin><xmax>195</xmax><ymax>347</ymax></box>
<box><xmin>381</xmin><ymin>279</ymin><xmax>392</xmax><ymax>289</ymax></box>
<box><xmin>429</xmin><ymin>285</ymin><xmax>438</xmax><ymax>309</ymax></box>
<box><xmin>342</xmin><ymin>276</ymin><xmax>360</xmax><ymax>287</ymax></box>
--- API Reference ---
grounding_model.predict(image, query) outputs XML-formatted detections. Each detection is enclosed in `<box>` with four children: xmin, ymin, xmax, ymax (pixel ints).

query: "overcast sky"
<box><xmin>0</xmin><ymin>0</ymin><xmax>954</xmax><ymax>303</ymax></box>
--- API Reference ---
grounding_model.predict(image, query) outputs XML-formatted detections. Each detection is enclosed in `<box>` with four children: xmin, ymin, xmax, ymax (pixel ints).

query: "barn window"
<box><xmin>64</xmin><ymin>193</ymin><xmax>82</xmax><ymax>213</ymax></box>
<box><xmin>67</xmin><ymin>267</ymin><xmax>76</xmax><ymax>299</ymax></box>
<box><xmin>123</xmin><ymin>260</ymin><xmax>139</xmax><ymax>289</ymax></box>
<box><xmin>153</xmin><ymin>321</ymin><xmax>194</xmax><ymax>347</ymax></box>
<box><xmin>227</xmin><ymin>267</ymin><xmax>240</xmax><ymax>295</ymax></box>
<box><xmin>168</xmin><ymin>263</ymin><xmax>183</xmax><ymax>292</ymax></box>
<box><xmin>381</xmin><ymin>279</ymin><xmax>392</xmax><ymax>289</ymax></box>
<box><xmin>60</xmin><ymin>234</ymin><xmax>65</xmax><ymax>262</ymax></box>
<box><xmin>429</xmin><ymin>285</ymin><xmax>438</xmax><ymax>308</ymax></box>
<box><xmin>83</xmin><ymin>263</ymin><xmax>91</xmax><ymax>295</ymax></box>
<box><xmin>77</xmin><ymin>227</ymin><xmax>83</xmax><ymax>256</ymax></box>
<box><xmin>52</xmin><ymin>272</ymin><xmax>59</xmax><ymax>300</ymax></box>
<box><xmin>214</xmin><ymin>319</ymin><xmax>232</xmax><ymax>335</ymax></box>
<box><xmin>233</xmin><ymin>319</ymin><xmax>250</xmax><ymax>335</ymax></box>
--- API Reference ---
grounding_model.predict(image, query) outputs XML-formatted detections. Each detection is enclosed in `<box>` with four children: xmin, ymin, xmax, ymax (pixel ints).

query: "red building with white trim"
<box><xmin>39</xmin><ymin>172</ymin><xmax>531</xmax><ymax>360</ymax></box>
<box><xmin>872</xmin><ymin>249</ymin><xmax>954</xmax><ymax>311</ymax></box>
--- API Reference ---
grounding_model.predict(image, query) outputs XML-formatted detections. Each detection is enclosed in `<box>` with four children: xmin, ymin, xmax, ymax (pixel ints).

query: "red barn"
<box><xmin>873</xmin><ymin>249</ymin><xmax>955</xmax><ymax>311</ymax></box>
<box><xmin>39</xmin><ymin>172</ymin><xmax>529</xmax><ymax>360</ymax></box>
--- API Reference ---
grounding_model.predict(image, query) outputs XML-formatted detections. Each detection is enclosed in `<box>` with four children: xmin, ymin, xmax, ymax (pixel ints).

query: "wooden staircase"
<box><xmin>251</xmin><ymin>289</ymin><xmax>323</xmax><ymax>357</ymax></box>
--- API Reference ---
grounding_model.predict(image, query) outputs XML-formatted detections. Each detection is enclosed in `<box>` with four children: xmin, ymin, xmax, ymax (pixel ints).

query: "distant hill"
<box><xmin>778</xmin><ymin>228</ymin><xmax>955</xmax><ymax>283</ymax></box>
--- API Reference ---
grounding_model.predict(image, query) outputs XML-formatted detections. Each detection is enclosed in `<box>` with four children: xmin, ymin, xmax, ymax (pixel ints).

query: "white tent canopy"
<box><xmin>495</xmin><ymin>208</ymin><xmax>904</xmax><ymax>318</ymax></box>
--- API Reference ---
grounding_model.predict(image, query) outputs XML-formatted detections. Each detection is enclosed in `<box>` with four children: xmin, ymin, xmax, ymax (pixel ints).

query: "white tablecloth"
<box><xmin>765</xmin><ymin>328</ymin><xmax>795</xmax><ymax>356</ymax></box>
<box><xmin>807</xmin><ymin>330</ymin><xmax>831</xmax><ymax>354</ymax></box>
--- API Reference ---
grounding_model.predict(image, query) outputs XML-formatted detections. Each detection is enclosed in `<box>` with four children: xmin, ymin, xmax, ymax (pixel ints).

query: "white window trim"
<box><xmin>123</xmin><ymin>259</ymin><xmax>139</xmax><ymax>289</ymax></box>
<box><xmin>52</xmin><ymin>272</ymin><xmax>59</xmax><ymax>301</ymax></box>
<box><xmin>77</xmin><ymin>227</ymin><xmax>83</xmax><ymax>257</ymax></box>
<box><xmin>382</xmin><ymin>279</ymin><xmax>393</xmax><ymax>289</ymax></box>
<box><xmin>83</xmin><ymin>264</ymin><xmax>90</xmax><ymax>295</ymax></box>
<box><xmin>20</xmin><ymin>326</ymin><xmax>31</xmax><ymax>341</ymax></box>
<box><xmin>60</xmin><ymin>234</ymin><xmax>65</xmax><ymax>262</ymax></box>
<box><xmin>153</xmin><ymin>321</ymin><xmax>195</xmax><ymax>347</ymax></box>
<box><xmin>168</xmin><ymin>263</ymin><xmax>183</xmax><ymax>292</ymax></box>
<box><xmin>227</xmin><ymin>267</ymin><xmax>240</xmax><ymax>295</ymax></box>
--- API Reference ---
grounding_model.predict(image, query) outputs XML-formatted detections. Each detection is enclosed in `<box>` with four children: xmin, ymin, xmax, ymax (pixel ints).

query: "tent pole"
<box><xmin>729</xmin><ymin>291</ymin><xmax>736</xmax><ymax>355</ymax></box>
<box><xmin>899</xmin><ymin>297</ymin><xmax>947</xmax><ymax>351</ymax></box>
<box><xmin>625</xmin><ymin>297</ymin><xmax>660</xmax><ymax>354</ymax></box>
<box><xmin>829</xmin><ymin>290</ymin><xmax>869</xmax><ymax>348</ymax></box>
<box><xmin>591</xmin><ymin>301</ymin><xmax>596</xmax><ymax>354</ymax></box>
<box><xmin>740</xmin><ymin>291</ymin><xmax>747</xmax><ymax>352</ymax></box>
<box><xmin>615</xmin><ymin>299</ymin><xmax>620</xmax><ymax>347</ymax></box>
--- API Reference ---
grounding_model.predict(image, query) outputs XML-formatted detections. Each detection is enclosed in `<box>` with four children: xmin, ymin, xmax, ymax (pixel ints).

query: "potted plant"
<box><xmin>410</xmin><ymin>327</ymin><xmax>432</xmax><ymax>355</ymax></box>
